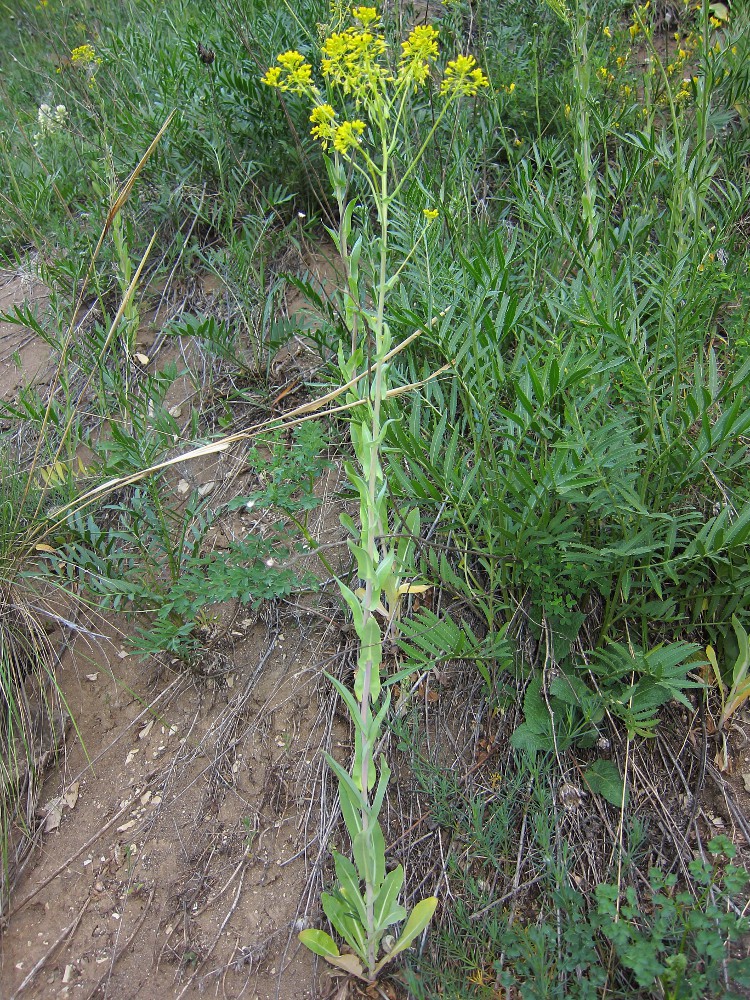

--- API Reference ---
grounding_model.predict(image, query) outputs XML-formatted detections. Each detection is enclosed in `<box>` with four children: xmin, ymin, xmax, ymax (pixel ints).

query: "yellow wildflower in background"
<box><xmin>70</xmin><ymin>42</ymin><xmax>101</xmax><ymax>85</ymax></box>
<box><xmin>423</xmin><ymin>208</ymin><xmax>439</xmax><ymax>220</ymax></box>
<box><xmin>352</xmin><ymin>6</ymin><xmax>379</xmax><ymax>26</ymax></box>
<box><xmin>440</xmin><ymin>54</ymin><xmax>488</xmax><ymax>96</ymax></box>
<box><xmin>70</xmin><ymin>43</ymin><xmax>101</xmax><ymax>66</ymax></box>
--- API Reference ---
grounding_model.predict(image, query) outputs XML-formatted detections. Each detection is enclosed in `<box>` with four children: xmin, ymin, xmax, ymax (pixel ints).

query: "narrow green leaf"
<box><xmin>373</xmin><ymin>865</ymin><xmax>406</xmax><ymax>931</ymax></box>
<box><xmin>322</xmin><ymin>891</ymin><xmax>367</xmax><ymax>958</ymax></box>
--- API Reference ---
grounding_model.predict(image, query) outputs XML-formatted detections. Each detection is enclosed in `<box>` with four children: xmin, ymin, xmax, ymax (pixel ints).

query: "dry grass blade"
<box><xmin>16</xmin><ymin>111</ymin><xmax>175</xmax><ymax>523</ymax></box>
<box><xmin>43</xmin><ymin>319</ymin><xmax>449</xmax><ymax>529</ymax></box>
<box><xmin>0</xmin><ymin>587</ymin><xmax>65</xmax><ymax>905</ymax></box>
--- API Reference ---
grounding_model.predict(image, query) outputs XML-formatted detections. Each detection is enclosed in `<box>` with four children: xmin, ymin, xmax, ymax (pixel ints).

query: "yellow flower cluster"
<box><xmin>333</xmin><ymin>117</ymin><xmax>367</xmax><ymax>153</ymax></box>
<box><xmin>666</xmin><ymin>30</ymin><xmax>698</xmax><ymax>77</ymax></box>
<box><xmin>399</xmin><ymin>24</ymin><xmax>439</xmax><ymax>85</ymax></box>
<box><xmin>440</xmin><ymin>54</ymin><xmax>489</xmax><ymax>96</ymax></box>
<box><xmin>310</xmin><ymin>103</ymin><xmax>367</xmax><ymax>155</ymax></box>
<box><xmin>322</xmin><ymin>25</ymin><xmax>387</xmax><ymax>99</ymax></box>
<box><xmin>628</xmin><ymin>1</ymin><xmax>651</xmax><ymax>39</ymax></box>
<box><xmin>262</xmin><ymin>50</ymin><xmax>315</xmax><ymax>94</ymax></box>
<box><xmin>70</xmin><ymin>43</ymin><xmax>101</xmax><ymax>66</ymax></box>
<box><xmin>352</xmin><ymin>5</ymin><xmax>378</xmax><ymax>25</ymax></box>
<box><xmin>261</xmin><ymin>5</ymin><xmax>489</xmax><ymax>159</ymax></box>
<box><xmin>675</xmin><ymin>77</ymin><xmax>693</xmax><ymax>102</ymax></box>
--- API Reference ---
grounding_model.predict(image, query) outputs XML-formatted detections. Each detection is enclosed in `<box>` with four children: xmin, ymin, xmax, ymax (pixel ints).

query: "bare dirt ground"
<box><xmin>0</xmin><ymin>260</ymin><xmax>351</xmax><ymax>1000</ymax></box>
<box><xmin>0</xmin><ymin>267</ymin><xmax>52</xmax><ymax>405</ymax></box>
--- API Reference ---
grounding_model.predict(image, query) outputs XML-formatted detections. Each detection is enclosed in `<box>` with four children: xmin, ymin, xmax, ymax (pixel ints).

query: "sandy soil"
<box><xmin>0</xmin><ymin>262</ymin><xmax>349</xmax><ymax>1000</ymax></box>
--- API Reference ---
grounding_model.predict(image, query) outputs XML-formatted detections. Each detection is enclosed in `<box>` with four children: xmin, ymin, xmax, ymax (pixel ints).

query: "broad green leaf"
<box><xmin>356</xmin><ymin>616</ymin><xmax>383</xmax><ymax>702</ymax></box>
<box><xmin>325</xmin><ymin>671</ymin><xmax>367</xmax><ymax>735</ymax></box>
<box><xmin>337</xmin><ymin>772</ymin><xmax>364</xmax><ymax>845</ymax></box>
<box><xmin>521</xmin><ymin>677</ymin><xmax>552</xmax><ymax>735</ymax></box>
<box><xmin>371</xmin><ymin>756</ymin><xmax>391</xmax><ymax>818</ymax></box>
<box><xmin>299</xmin><ymin>929</ymin><xmax>368</xmax><ymax>981</ymax></box>
<box><xmin>583</xmin><ymin>759</ymin><xmax>627</xmax><ymax>808</ymax></box>
<box><xmin>298</xmin><ymin>928</ymin><xmax>340</xmax><ymax>958</ymax></box>
<box><xmin>510</xmin><ymin>722</ymin><xmax>552</xmax><ymax>754</ymax></box>
<box><xmin>379</xmin><ymin>896</ymin><xmax>438</xmax><ymax>965</ymax></box>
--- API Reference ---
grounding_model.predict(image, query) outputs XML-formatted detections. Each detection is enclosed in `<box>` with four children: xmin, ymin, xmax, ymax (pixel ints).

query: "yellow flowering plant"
<box><xmin>263</xmin><ymin>2</ymin><xmax>488</xmax><ymax>984</ymax></box>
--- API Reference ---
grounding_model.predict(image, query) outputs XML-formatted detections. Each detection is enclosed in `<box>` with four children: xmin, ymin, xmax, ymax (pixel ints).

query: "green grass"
<box><xmin>1</xmin><ymin>0</ymin><xmax>750</xmax><ymax>990</ymax></box>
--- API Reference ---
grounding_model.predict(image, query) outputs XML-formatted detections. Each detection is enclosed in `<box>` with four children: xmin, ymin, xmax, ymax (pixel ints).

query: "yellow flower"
<box><xmin>310</xmin><ymin>103</ymin><xmax>338</xmax><ymax>148</ymax></box>
<box><xmin>262</xmin><ymin>49</ymin><xmax>314</xmax><ymax>94</ymax></box>
<box><xmin>262</xmin><ymin>66</ymin><xmax>282</xmax><ymax>87</ymax></box>
<box><xmin>322</xmin><ymin>28</ymin><xmax>387</xmax><ymax>99</ymax></box>
<box><xmin>503</xmin><ymin>81</ymin><xmax>516</xmax><ymax>94</ymax></box>
<box><xmin>333</xmin><ymin>118</ymin><xmax>367</xmax><ymax>155</ymax></box>
<box><xmin>629</xmin><ymin>22</ymin><xmax>640</xmax><ymax>37</ymax></box>
<box><xmin>352</xmin><ymin>5</ymin><xmax>379</xmax><ymax>26</ymax></box>
<box><xmin>440</xmin><ymin>54</ymin><xmax>488</xmax><ymax>97</ymax></box>
<box><xmin>398</xmin><ymin>24</ymin><xmax>439</xmax><ymax>85</ymax></box>
<box><xmin>603</xmin><ymin>25</ymin><xmax>612</xmax><ymax>37</ymax></box>
<box><xmin>564</xmin><ymin>103</ymin><xmax>571</xmax><ymax>116</ymax></box>
<box><xmin>616</xmin><ymin>55</ymin><xmax>627</xmax><ymax>68</ymax></box>
<box><xmin>70</xmin><ymin>43</ymin><xmax>101</xmax><ymax>66</ymax></box>
<box><xmin>423</xmin><ymin>208</ymin><xmax>439</xmax><ymax>221</ymax></box>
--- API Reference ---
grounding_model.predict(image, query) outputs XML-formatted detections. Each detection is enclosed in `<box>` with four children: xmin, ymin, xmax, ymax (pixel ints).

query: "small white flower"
<box><xmin>34</xmin><ymin>100</ymin><xmax>67</xmax><ymax>142</ymax></box>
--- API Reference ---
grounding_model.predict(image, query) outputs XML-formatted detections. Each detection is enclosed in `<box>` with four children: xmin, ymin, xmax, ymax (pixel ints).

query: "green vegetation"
<box><xmin>2</xmin><ymin>0</ymin><xmax>750</xmax><ymax>993</ymax></box>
